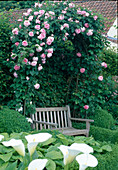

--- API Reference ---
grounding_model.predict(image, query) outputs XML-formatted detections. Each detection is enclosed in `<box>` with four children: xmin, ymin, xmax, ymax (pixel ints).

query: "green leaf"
<box><xmin>6</xmin><ymin>161</ymin><xmax>17</xmax><ymax>170</ymax></box>
<box><xmin>56</xmin><ymin>134</ymin><xmax>68</xmax><ymax>145</ymax></box>
<box><xmin>0</xmin><ymin>162</ymin><xmax>8</xmax><ymax>170</ymax></box>
<box><xmin>42</xmin><ymin>138</ymin><xmax>56</xmax><ymax>146</ymax></box>
<box><xmin>0</xmin><ymin>152</ymin><xmax>13</xmax><ymax>162</ymax></box>
<box><xmin>46</xmin><ymin>159</ymin><xmax>56</xmax><ymax>170</ymax></box>
<box><xmin>101</xmin><ymin>145</ymin><xmax>112</xmax><ymax>152</ymax></box>
<box><xmin>45</xmin><ymin>151</ymin><xmax>63</xmax><ymax>160</ymax></box>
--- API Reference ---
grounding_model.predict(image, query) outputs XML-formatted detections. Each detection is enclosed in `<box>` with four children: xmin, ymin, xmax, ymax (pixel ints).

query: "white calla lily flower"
<box><xmin>76</xmin><ymin>153</ymin><xmax>98</xmax><ymax>170</ymax></box>
<box><xmin>25</xmin><ymin>133</ymin><xmax>52</xmax><ymax>156</ymax></box>
<box><xmin>70</xmin><ymin>143</ymin><xmax>93</xmax><ymax>154</ymax></box>
<box><xmin>28</xmin><ymin>159</ymin><xmax>48</xmax><ymax>170</ymax></box>
<box><xmin>2</xmin><ymin>139</ymin><xmax>25</xmax><ymax>156</ymax></box>
<box><xmin>58</xmin><ymin>145</ymin><xmax>81</xmax><ymax>165</ymax></box>
<box><xmin>0</xmin><ymin>135</ymin><xmax>4</xmax><ymax>141</ymax></box>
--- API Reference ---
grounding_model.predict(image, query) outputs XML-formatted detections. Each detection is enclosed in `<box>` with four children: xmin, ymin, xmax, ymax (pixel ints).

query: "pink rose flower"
<box><xmin>94</xmin><ymin>15</ymin><xmax>98</xmax><ymax>20</ymax></box>
<box><xmin>34</xmin><ymin>83</ymin><xmax>40</xmax><ymax>89</ymax></box>
<box><xmin>29</xmin><ymin>53</ymin><xmax>34</xmax><ymax>57</ymax></box>
<box><xmin>24</xmin><ymin>20</ymin><xmax>30</xmax><ymax>27</ymax></box>
<box><xmin>35</xmin><ymin>25</ymin><xmax>40</xmax><ymax>30</ymax></box>
<box><xmin>22</xmin><ymin>40</ymin><xmax>28</xmax><ymax>46</ymax></box>
<box><xmin>60</xmin><ymin>25</ymin><xmax>64</xmax><ymax>30</ymax></box>
<box><xmin>69</xmin><ymin>3</ymin><xmax>75</xmax><ymax>8</ymax></box>
<box><xmin>33</xmin><ymin>57</ymin><xmax>38</xmax><ymax>61</ymax></box>
<box><xmin>38</xmin><ymin>65</ymin><xmax>43</xmax><ymax>71</ymax></box>
<box><xmin>34</xmin><ymin>11</ymin><xmax>39</xmax><ymax>15</ymax></box>
<box><xmin>47</xmin><ymin>53</ymin><xmax>52</xmax><ymax>58</ymax></box>
<box><xmin>80</xmin><ymin>68</ymin><xmax>85</xmax><ymax>73</ymax></box>
<box><xmin>98</xmin><ymin>76</ymin><xmax>103</xmax><ymax>81</ymax></box>
<box><xmin>62</xmin><ymin>10</ymin><xmax>67</xmax><ymax>14</ymax></box>
<box><xmin>101</xmin><ymin>62</ymin><xmax>107</xmax><ymax>68</ymax></box>
<box><xmin>46</xmin><ymin>36</ymin><xmax>54</xmax><ymax>45</ymax></box>
<box><xmin>7</xmin><ymin>59</ymin><xmax>9</xmax><ymax>61</ymax></box>
<box><xmin>63</xmin><ymin>23</ymin><xmax>69</xmax><ymax>28</ymax></box>
<box><xmin>29</xmin><ymin>31</ymin><xmax>34</xmax><ymax>37</ymax></box>
<box><xmin>58</xmin><ymin>15</ymin><xmax>64</xmax><ymax>20</ymax></box>
<box><xmin>13</xmin><ymin>72</ymin><xmax>18</xmax><ymax>78</ymax></box>
<box><xmin>36</xmin><ymin>46</ymin><xmax>42</xmax><ymax>52</ymax></box>
<box><xmin>87</xmin><ymin>29</ymin><xmax>93</xmax><ymax>36</ymax></box>
<box><xmin>40</xmin><ymin>42</ymin><xmax>45</xmax><ymax>46</ymax></box>
<box><xmin>36</xmin><ymin>19</ymin><xmax>40</xmax><ymax>24</ymax></box>
<box><xmin>14</xmin><ymin>65</ymin><xmax>20</xmax><ymax>71</ymax></box>
<box><xmin>40</xmin><ymin>28</ymin><xmax>46</xmax><ymax>33</ymax></box>
<box><xmin>28</xmin><ymin>16</ymin><xmax>33</xmax><ymax>21</ymax></box>
<box><xmin>84</xmin><ymin>105</ymin><xmax>89</xmax><ymax>110</ymax></box>
<box><xmin>31</xmin><ymin>61</ymin><xmax>37</xmax><ymax>66</ymax></box>
<box><xmin>39</xmin><ymin>10</ymin><xmax>45</xmax><ymax>15</ymax></box>
<box><xmin>19</xmin><ymin>25</ymin><xmax>22</xmax><ymax>29</ymax></box>
<box><xmin>81</xmin><ymin>27</ymin><xmax>86</xmax><ymax>32</ymax></box>
<box><xmin>41</xmin><ymin>53</ymin><xmax>46</xmax><ymax>58</ymax></box>
<box><xmin>12</xmin><ymin>28</ymin><xmax>18</xmax><ymax>35</ymax></box>
<box><xmin>15</xmin><ymin>42</ymin><xmax>19</xmax><ymax>46</ymax></box>
<box><xmin>18</xmin><ymin>19</ymin><xmax>22</xmax><ymax>22</ymax></box>
<box><xmin>77</xmin><ymin>52</ymin><xmax>81</xmax><ymax>57</ymax></box>
<box><xmin>75</xmin><ymin>20</ymin><xmax>79</xmax><ymax>23</ymax></box>
<box><xmin>75</xmin><ymin>29</ymin><xmax>81</xmax><ymax>34</ymax></box>
<box><xmin>44</xmin><ymin>23</ymin><xmax>50</xmax><ymax>29</ymax></box>
<box><xmin>84</xmin><ymin>23</ymin><xmax>89</xmax><ymax>28</ymax></box>
<box><xmin>26</xmin><ymin>76</ymin><xmax>29</xmax><ymax>80</ymax></box>
<box><xmin>23</xmin><ymin>58</ymin><xmax>28</xmax><ymax>64</ymax></box>
<box><xmin>47</xmin><ymin>48</ymin><xmax>53</xmax><ymax>53</ymax></box>
<box><xmin>23</xmin><ymin>12</ymin><xmax>29</xmax><ymax>16</ymax></box>
<box><xmin>38</xmin><ymin>33</ymin><xmax>46</xmax><ymax>40</ymax></box>
<box><xmin>27</xmin><ymin>8</ymin><xmax>32</xmax><ymax>14</ymax></box>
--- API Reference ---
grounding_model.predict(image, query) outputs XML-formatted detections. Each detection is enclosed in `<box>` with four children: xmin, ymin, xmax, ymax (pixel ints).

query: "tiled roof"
<box><xmin>75</xmin><ymin>1</ymin><xmax>117</xmax><ymax>34</ymax></box>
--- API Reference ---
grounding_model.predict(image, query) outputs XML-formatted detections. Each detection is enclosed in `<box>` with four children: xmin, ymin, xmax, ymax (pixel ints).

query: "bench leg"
<box><xmin>86</xmin><ymin>121</ymin><xmax>90</xmax><ymax>137</ymax></box>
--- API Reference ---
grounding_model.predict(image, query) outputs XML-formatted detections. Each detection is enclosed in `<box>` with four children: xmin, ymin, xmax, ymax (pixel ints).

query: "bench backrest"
<box><xmin>31</xmin><ymin>105</ymin><xmax>72</xmax><ymax>130</ymax></box>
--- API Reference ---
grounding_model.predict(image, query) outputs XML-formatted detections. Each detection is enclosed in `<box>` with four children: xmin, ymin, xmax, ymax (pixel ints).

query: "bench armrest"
<box><xmin>70</xmin><ymin>117</ymin><xmax>94</xmax><ymax>122</ymax></box>
<box><xmin>33</xmin><ymin>120</ymin><xmax>58</xmax><ymax>127</ymax></box>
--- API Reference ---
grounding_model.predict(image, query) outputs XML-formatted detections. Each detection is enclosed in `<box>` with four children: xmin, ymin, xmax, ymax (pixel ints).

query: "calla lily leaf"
<box><xmin>45</xmin><ymin>151</ymin><xmax>63</xmax><ymax>160</ymax></box>
<box><xmin>46</xmin><ymin>159</ymin><xmax>56</xmax><ymax>170</ymax></box>
<box><xmin>0</xmin><ymin>152</ymin><xmax>13</xmax><ymax>162</ymax></box>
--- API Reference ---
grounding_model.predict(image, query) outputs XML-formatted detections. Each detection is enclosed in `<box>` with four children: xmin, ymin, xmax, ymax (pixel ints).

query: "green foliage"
<box><xmin>0</xmin><ymin>1</ymin><xmax>43</xmax><ymax>12</ymax></box>
<box><xmin>93</xmin><ymin>108</ymin><xmax>115</xmax><ymax>129</ymax></box>
<box><xmin>90</xmin><ymin>125</ymin><xmax>118</xmax><ymax>144</ymax></box>
<box><xmin>100</xmin><ymin>48</ymin><xmax>118</xmax><ymax>76</ymax></box>
<box><xmin>0</xmin><ymin>107</ymin><xmax>31</xmax><ymax>134</ymax></box>
<box><xmin>0</xmin><ymin>130</ymin><xmax>117</xmax><ymax>170</ymax></box>
<box><xmin>0</xmin><ymin>13</ymin><xmax>14</xmax><ymax>105</ymax></box>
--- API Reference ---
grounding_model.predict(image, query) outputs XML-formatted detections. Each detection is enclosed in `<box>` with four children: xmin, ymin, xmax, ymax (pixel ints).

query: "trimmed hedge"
<box><xmin>0</xmin><ymin>107</ymin><xmax>31</xmax><ymax>134</ymax></box>
<box><xmin>90</xmin><ymin>125</ymin><xmax>118</xmax><ymax>144</ymax></box>
<box><xmin>93</xmin><ymin>108</ymin><xmax>115</xmax><ymax>129</ymax></box>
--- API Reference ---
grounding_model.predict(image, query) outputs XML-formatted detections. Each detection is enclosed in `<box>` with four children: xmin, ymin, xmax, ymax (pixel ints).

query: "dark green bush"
<box><xmin>100</xmin><ymin>48</ymin><xmax>117</xmax><ymax>76</ymax></box>
<box><xmin>90</xmin><ymin>125</ymin><xmax>118</xmax><ymax>144</ymax></box>
<box><xmin>0</xmin><ymin>107</ymin><xmax>31</xmax><ymax>134</ymax></box>
<box><xmin>93</xmin><ymin>109</ymin><xmax>115</xmax><ymax>129</ymax></box>
<box><xmin>0</xmin><ymin>13</ymin><xmax>14</xmax><ymax>105</ymax></box>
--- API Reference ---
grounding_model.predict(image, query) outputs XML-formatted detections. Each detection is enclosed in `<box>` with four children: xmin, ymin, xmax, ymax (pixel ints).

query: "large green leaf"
<box><xmin>56</xmin><ymin>134</ymin><xmax>68</xmax><ymax>145</ymax></box>
<box><xmin>0</xmin><ymin>152</ymin><xmax>13</xmax><ymax>162</ymax></box>
<box><xmin>0</xmin><ymin>162</ymin><xmax>8</xmax><ymax>170</ymax></box>
<box><xmin>101</xmin><ymin>145</ymin><xmax>112</xmax><ymax>152</ymax></box>
<box><xmin>6</xmin><ymin>161</ymin><xmax>17</xmax><ymax>170</ymax></box>
<box><xmin>45</xmin><ymin>151</ymin><xmax>63</xmax><ymax>160</ymax></box>
<box><xmin>46</xmin><ymin>159</ymin><xmax>56</xmax><ymax>170</ymax></box>
<box><xmin>0</xmin><ymin>145</ymin><xmax>13</xmax><ymax>154</ymax></box>
<box><xmin>41</xmin><ymin>138</ymin><xmax>56</xmax><ymax>146</ymax></box>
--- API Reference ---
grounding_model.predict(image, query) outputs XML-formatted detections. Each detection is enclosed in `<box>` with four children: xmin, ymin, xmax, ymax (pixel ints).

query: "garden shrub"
<box><xmin>90</xmin><ymin>125</ymin><xmax>118</xmax><ymax>144</ymax></box>
<box><xmin>93</xmin><ymin>108</ymin><xmax>115</xmax><ymax>129</ymax></box>
<box><xmin>0</xmin><ymin>129</ymin><xmax>117</xmax><ymax>170</ymax></box>
<box><xmin>0</xmin><ymin>13</ymin><xmax>14</xmax><ymax>105</ymax></box>
<box><xmin>100</xmin><ymin>48</ymin><xmax>118</xmax><ymax>76</ymax></box>
<box><xmin>7</xmin><ymin>1</ymin><xmax>111</xmax><ymax>116</ymax></box>
<box><xmin>0</xmin><ymin>107</ymin><xmax>31</xmax><ymax>134</ymax></box>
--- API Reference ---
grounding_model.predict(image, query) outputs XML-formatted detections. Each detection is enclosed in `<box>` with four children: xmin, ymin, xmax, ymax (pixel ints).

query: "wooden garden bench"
<box><xmin>30</xmin><ymin>105</ymin><xmax>94</xmax><ymax>137</ymax></box>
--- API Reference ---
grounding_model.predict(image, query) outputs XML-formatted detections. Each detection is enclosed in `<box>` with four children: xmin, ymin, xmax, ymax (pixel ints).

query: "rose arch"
<box><xmin>8</xmin><ymin>1</ymin><xmax>110</xmax><ymax>116</ymax></box>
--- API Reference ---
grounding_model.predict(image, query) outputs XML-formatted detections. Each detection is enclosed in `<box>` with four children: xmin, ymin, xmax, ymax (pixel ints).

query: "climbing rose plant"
<box><xmin>8</xmin><ymin>1</ymin><xmax>108</xmax><ymax>114</ymax></box>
